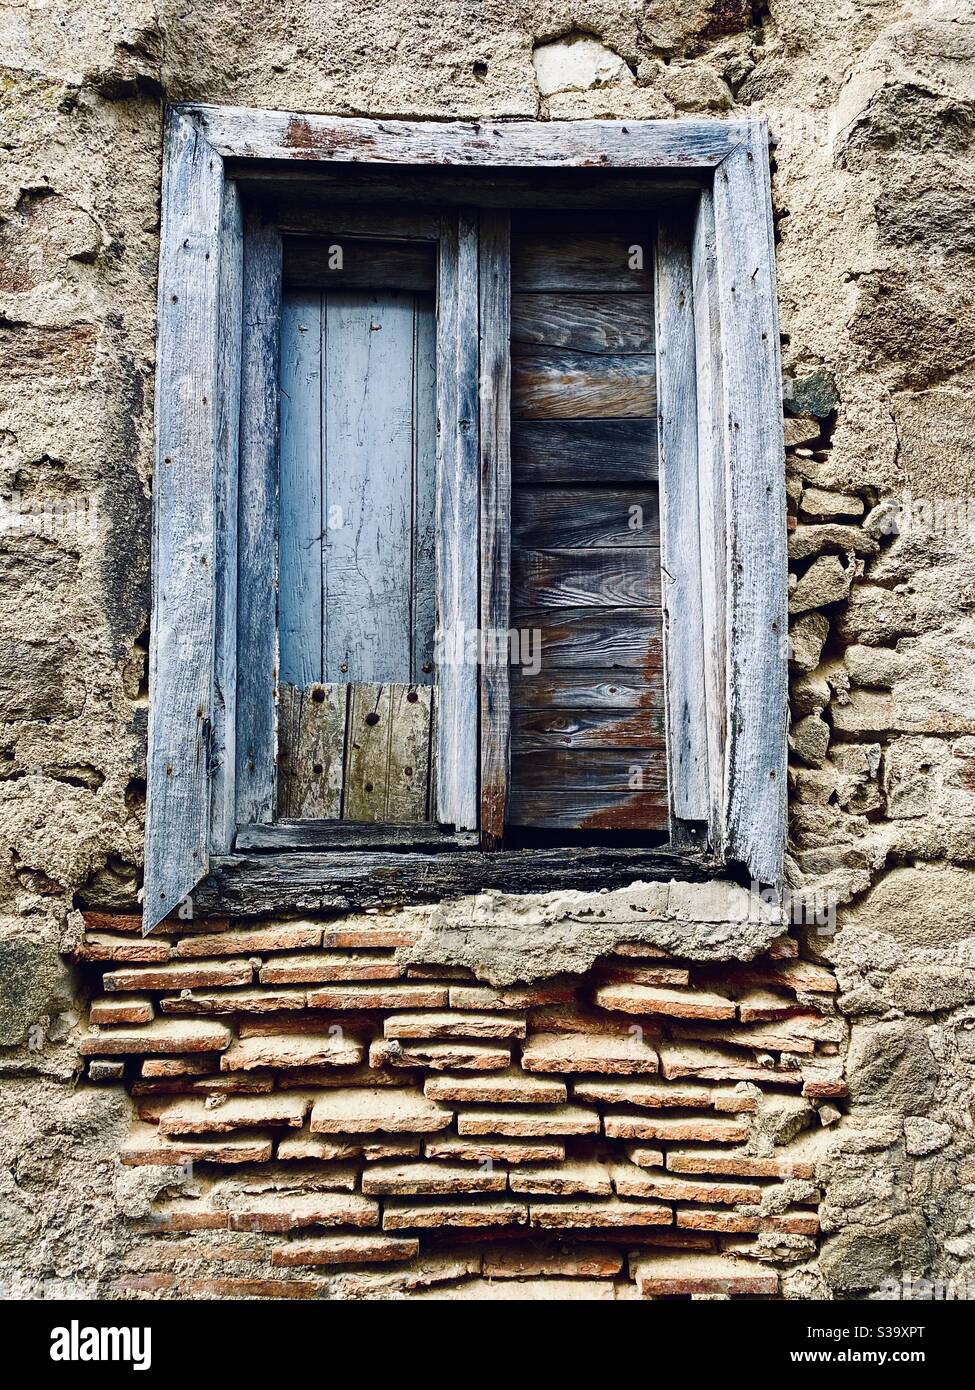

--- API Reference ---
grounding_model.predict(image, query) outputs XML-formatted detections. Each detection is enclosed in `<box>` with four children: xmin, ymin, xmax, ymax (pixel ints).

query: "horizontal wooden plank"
<box><xmin>190</xmin><ymin>107</ymin><xmax>745</xmax><ymax>170</ymax></box>
<box><xmin>511</xmin><ymin>294</ymin><xmax>654</xmax><ymax>353</ymax></box>
<box><xmin>507</xmin><ymin>787</ymin><xmax>669</xmax><ymax>831</ymax></box>
<box><xmin>512</xmin><ymin>608</ymin><xmax>663</xmax><ymax>669</ymax></box>
<box><xmin>511</xmin><ymin>419</ymin><xmax>657</xmax><ymax>485</ymax></box>
<box><xmin>511</xmin><ymin>749</ymin><xmax>667</xmax><ymax>791</ymax></box>
<box><xmin>511</xmin><ymin>215</ymin><xmax>653</xmax><ymax>290</ymax></box>
<box><xmin>512</xmin><ymin>489</ymin><xmax>659</xmax><ymax>549</ymax></box>
<box><xmin>270</xmin><ymin>199</ymin><xmax>442</xmax><ymax>240</ymax></box>
<box><xmin>511</xmin><ymin>708</ymin><xmax>665</xmax><ymax>749</ymax></box>
<box><xmin>283</xmin><ymin>236</ymin><xmax>436</xmax><ymax>290</ymax></box>
<box><xmin>512</xmin><ymin>548</ymin><xmax>661</xmax><ymax>608</ymax></box>
<box><xmin>512</xmin><ymin>348</ymin><xmax>655</xmax><ymax>419</ymax></box>
<box><xmin>236</xmin><ymin>821</ymin><xmax>475</xmax><ymax>851</ymax></box>
<box><xmin>509</xmin><ymin>667</ymin><xmax>663</xmax><ymax>710</ymax></box>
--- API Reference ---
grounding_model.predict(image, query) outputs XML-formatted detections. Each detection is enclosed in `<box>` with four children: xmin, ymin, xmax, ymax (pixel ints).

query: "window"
<box><xmin>144</xmin><ymin>108</ymin><xmax>787</xmax><ymax>932</ymax></box>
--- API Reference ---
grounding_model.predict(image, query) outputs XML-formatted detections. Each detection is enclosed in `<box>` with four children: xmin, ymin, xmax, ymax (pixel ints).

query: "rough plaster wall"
<box><xmin>1</xmin><ymin>0</ymin><xmax>974</xmax><ymax>1298</ymax></box>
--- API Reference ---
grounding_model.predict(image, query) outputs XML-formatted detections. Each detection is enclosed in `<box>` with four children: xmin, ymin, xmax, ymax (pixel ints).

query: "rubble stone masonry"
<box><xmin>1</xmin><ymin>0</ymin><xmax>974</xmax><ymax>1300</ymax></box>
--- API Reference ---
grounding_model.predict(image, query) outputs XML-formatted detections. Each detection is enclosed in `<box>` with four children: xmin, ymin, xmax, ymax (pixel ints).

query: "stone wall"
<box><xmin>2</xmin><ymin>0</ymin><xmax>974</xmax><ymax>1300</ymax></box>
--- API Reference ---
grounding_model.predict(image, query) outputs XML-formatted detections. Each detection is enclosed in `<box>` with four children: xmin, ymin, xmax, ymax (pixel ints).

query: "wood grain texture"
<box><xmin>511</xmin><ymin>348</ymin><xmax>655</xmax><ymax>419</ymax></box>
<box><xmin>277</xmin><ymin>681</ymin><xmax>346</xmax><ymax>818</ymax></box>
<box><xmin>511</xmin><ymin>294</ymin><xmax>654</xmax><ymax>353</ymax></box>
<box><xmin>343</xmin><ymin>682</ymin><xmax>393</xmax><ymax>821</ymax></box>
<box><xmin>512</xmin><ymin>548</ymin><xmax>661</xmax><ymax>608</ymax></box>
<box><xmin>511</xmin><ymin>707</ymin><xmax>665</xmax><ymax>750</ymax></box>
<box><xmin>187</xmin><ymin>106</ymin><xmax>743</xmax><ymax>170</ymax></box>
<box><xmin>145</xmin><ymin>111</ymin><xmax>225</xmax><ymax>932</ymax></box>
<box><xmin>210</xmin><ymin>177</ymin><xmax>244</xmax><ymax>857</ymax></box>
<box><xmin>655</xmin><ymin>209</ymin><xmax>710</xmax><ymax>827</ymax></box>
<box><xmin>513</xmin><ymin>608</ymin><xmax>663</xmax><ymax>669</ymax></box>
<box><xmin>511</xmin><ymin>419</ymin><xmax>658</xmax><ymax>485</ymax></box>
<box><xmin>511</xmin><ymin>215</ymin><xmax>653</xmax><ymax>291</ymax></box>
<box><xmin>512</xmin><ymin>488</ymin><xmax>659</xmax><ymax>549</ymax></box>
<box><xmin>509</xmin><ymin>668</ymin><xmax>663</xmax><ymax>710</ymax></box>
<box><xmin>236</xmin><ymin>820</ymin><xmax>473</xmax><ymax>851</ymax></box>
<box><xmin>691</xmin><ymin>187</ymin><xmax>729</xmax><ymax>852</ymax></box>
<box><xmin>478</xmin><ymin>211</ymin><xmax>511</xmax><ymax>849</ymax></box>
<box><xmin>235</xmin><ymin>210</ymin><xmax>282</xmax><ymax>827</ymax></box>
<box><xmin>283</xmin><ymin>236</ymin><xmax>435</xmax><ymax>291</ymax></box>
<box><xmin>386</xmin><ymin>684</ymin><xmax>433</xmax><ymax>821</ymax></box>
<box><xmin>713</xmin><ymin>130</ymin><xmax>788</xmax><ymax>885</ymax></box>
<box><xmin>278</xmin><ymin>291</ymin><xmax>323</xmax><ymax>687</ymax></box>
<box><xmin>510</xmin><ymin>748</ymin><xmax>668</xmax><ymax>791</ymax></box>
<box><xmin>507</xmin><ymin>787</ymin><xmax>669</xmax><ymax>830</ymax></box>
<box><xmin>411</xmin><ymin>299</ymin><xmax>438</xmax><ymax>682</ymax></box>
<box><xmin>434</xmin><ymin>212</ymin><xmax>479</xmax><ymax>830</ymax></box>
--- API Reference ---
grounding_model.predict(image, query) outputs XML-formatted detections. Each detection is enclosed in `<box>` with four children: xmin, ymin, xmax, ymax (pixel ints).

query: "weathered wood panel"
<box><xmin>713</xmin><ymin>130</ymin><xmax>788</xmax><ymax>886</ymax></box>
<box><xmin>434</xmin><ymin>212</ymin><xmax>479</xmax><ymax>830</ymax></box>
<box><xmin>145</xmin><ymin>111</ymin><xmax>226</xmax><ymax>932</ymax></box>
<box><xmin>511</xmin><ymin>216</ymin><xmax>653</xmax><ymax>291</ymax></box>
<box><xmin>343</xmin><ymin>682</ymin><xmax>393</xmax><ymax>821</ymax></box>
<box><xmin>511</xmin><ymin>293</ymin><xmax>654</xmax><ymax>353</ymax></box>
<box><xmin>283</xmin><ymin>236</ymin><xmax>436</xmax><ymax>291</ymax></box>
<box><xmin>478</xmin><ymin>211</ymin><xmax>512</xmax><ymax>849</ymax></box>
<box><xmin>511</xmin><ymin>348</ymin><xmax>655</xmax><ymax>419</ymax></box>
<box><xmin>235</xmin><ymin>211</ymin><xmax>282</xmax><ymax>827</ymax></box>
<box><xmin>507</xmin><ymin>788</ymin><xmax>669</xmax><ymax>830</ymax></box>
<box><xmin>189</xmin><ymin>106</ymin><xmax>743</xmax><ymax>171</ymax></box>
<box><xmin>512</xmin><ymin>488</ymin><xmax>659</xmax><ymax>550</ymax></box>
<box><xmin>512</xmin><ymin>548</ymin><xmax>661</xmax><ymax>608</ymax></box>
<box><xmin>277</xmin><ymin>681</ymin><xmax>346</xmax><ymax>818</ymax></box>
<box><xmin>411</xmin><ymin>300</ymin><xmax>438</xmax><ymax>682</ymax></box>
<box><xmin>509</xmin><ymin>668</ymin><xmax>663</xmax><ymax>711</ymax></box>
<box><xmin>386</xmin><ymin>684</ymin><xmax>433</xmax><ymax>821</ymax></box>
<box><xmin>511</xmin><ymin>708</ymin><xmax>665</xmax><ymax>750</ymax></box>
<box><xmin>511</xmin><ymin>419</ymin><xmax>657</xmax><ymax>485</ymax></box>
<box><xmin>236</xmin><ymin>820</ymin><xmax>473</xmax><ymax>851</ymax></box>
<box><xmin>510</xmin><ymin>748</ymin><xmax>668</xmax><ymax>791</ymax></box>
<box><xmin>513</xmin><ymin>609</ymin><xmax>662</xmax><ymax>669</ymax></box>
<box><xmin>655</xmin><ymin>209</ymin><xmax>710</xmax><ymax>829</ymax></box>
<box><xmin>278</xmin><ymin>291</ymin><xmax>323</xmax><ymax>687</ymax></box>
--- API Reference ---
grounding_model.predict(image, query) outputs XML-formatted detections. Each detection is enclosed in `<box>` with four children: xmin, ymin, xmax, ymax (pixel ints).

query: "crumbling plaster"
<box><xmin>1</xmin><ymin>0</ymin><xmax>974</xmax><ymax>1299</ymax></box>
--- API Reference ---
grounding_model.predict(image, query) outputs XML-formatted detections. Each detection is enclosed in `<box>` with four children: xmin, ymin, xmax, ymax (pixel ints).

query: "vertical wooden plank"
<box><xmin>235</xmin><ymin>211</ymin><xmax>282</xmax><ymax>825</ymax></box>
<box><xmin>654</xmin><ymin>209</ymin><xmax>710</xmax><ymax>833</ymax></box>
<box><xmin>435</xmin><ymin>212</ymin><xmax>480</xmax><ymax>830</ymax></box>
<box><xmin>691</xmin><ymin>188</ymin><xmax>728</xmax><ymax>854</ymax></box>
<box><xmin>411</xmin><ymin>296</ymin><xmax>438</xmax><ymax>683</ymax></box>
<box><xmin>386</xmin><ymin>684</ymin><xmax>433</xmax><ymax>821</ymax></box>
<box><xmin>344</xmin><ymin>683</ymin><xmax>393</xmax><ymax>820</ymax></box>
<box><xmin>479</xmin><ymin>211</ymin><xmax>511</xmax><ymax>849</ymax></box>
<box><xmin>323</xmin><ymin>292</ymin><xmax>414</xmax><ymax>682</ymax></box>
<box><xmin>144</xmin><ymin>110</ymin><xmax>224</xmax><ymax>932</ymax></box>
<box><xmin>278</xmin><ymin>291</ymin><xmax>323</xmax><ymax>687</ymax></box>
<box><xmin>209</xmin><ymin>177</ymin><xmax>243</xmax><ymax>856</ymax></box>
<box><xmin>276</xmin><ymin>681</ymin><xmax>346</xmax><ymax>817</ymax></box>
<box><xmin>712</xmin><ymin>127</ymin><xmax>787</xmax><ymax>886</ymax></box>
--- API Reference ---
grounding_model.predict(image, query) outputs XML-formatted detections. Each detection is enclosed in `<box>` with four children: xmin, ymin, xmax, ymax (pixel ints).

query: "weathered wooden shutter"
<box><xmin>144</xmin><ymin>114</ymin><xmax>241</xmax><ymax>932</ymax></box>
<box><xmin>506</xmin><ymin>212</ymin><xmax>667</xmax><ymax>833</ymax></box>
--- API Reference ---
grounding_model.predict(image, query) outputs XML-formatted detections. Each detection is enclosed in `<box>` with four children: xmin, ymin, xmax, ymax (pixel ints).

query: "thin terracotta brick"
<box><xmin>522</xmin><ymin>1031</ymin><xmax>659</xmax><ymax>1076</ymax></box>
<box><xmin>103</xmin><ymin>959</ymin><xmax>251</xmax><ymax>992</ymax></box>
<box><xmin>362</xmin><ymin>1161</ymin><xmax>507</xmax><ymax>1196</ymax></box>
<box><xmin>369</xmin><ymin>1039</ymin><xmax>511</xmax><ymax>1071</ymax></box>
<box><xmin>802</xmin><ymin>1076</ymin><xmax>848</xmax><ymax>1098</ymax></box>
<box><xmin>531</xmin><ymin>1199</ymin><xmax>672</xmax><ymax>1229</ymax></box>
<box><xmin>509</xmin><ymin>1159</ymin><xmax>613</xmax><ymax>1197</ymax></box>
<box><xmin>220</xmin><ymin>1032</ymin><xmax>364</xmax><ymax>1071</ymax></box>
<box><xmin>424</xmin><ymin>1136</ymin><xmax>565</xmax><ymax>1165</ymax></box>
<box><xmin>424</xmin><ymin>1070</ymin><xmax>566</xmax><ymax>1105</ymax></box>
<box><xmin>120</xmin><ymin>1122</ymin><xmax>273</xmax><ymax>1166</ymax></box>
<box><xmin>174</xmin><ymin>925</ymin><xmax>322</xmax><ymax>957</ymax></box>
<box><xmin>310</xmin><ymin>1087</ymin><xmax>452</xmax><ymax>1135</ymax></box>
<box><xmin>151</xmin><ymin>1206</ymin><xmax>231</xmax><ymax>1231</ymax></box>
<box><xmin>158</xmin><ymin>1094</ymin><xmax>309</xmax><ymax>1136</ymax></box>
<box><xmin>572</xmin><ymin>1079</ymin><xmax>714</xmax><ymax>1109</ymax></box>
<box><xmin>277</xmin><ymin>1129</ymin><xmax>421</xmax><ymax>1162</ymax></box>
<box><xmin>115</xmin><ymin>1273</ymin><xmax>177</xmax><ymax>1293</ymax></box>
<box><xmin>307</xmin><ymin>983</ymin><xmax>449</xmax><ymax>1010</ymax></box>
<box><xmin>261</xmin><ymin>953</ymin><xmax>402</xmax><ymax>984</ymax></box>
<box><xmin>383</xmin><ymin>1010</ymin><xmax>527</xmax><ymax>1040</ymax></box>
<box><xmin>675</xmin><ymin>1208</ymin><xmax>819</xmax><ymax>1235</ymax></box>
<box><xmin>160</xmin><ymin>988</ymin><xmax>308</xmax><ymax>1015</ymax></box>
<box><xmin>596</xmin><ymin>961</ymin><xmax>691</xmax><ymax>988</ymax></box>
<box><xmin>69</xmin><ymin>932</ymin><xmax>172</xmax><ymax>964</ymax></box>
<box><xmin>131</xmin><ymin>1076</ymin><xmax>274</xmax><ymax>1096</ymax></box>
<box><xmin>320</xmin><ymin>924</ymin><xmax>421</xmax><ymax>949</ymax></box>
<box><xmin>383</xmin><ymin>1199</ymin><xmax>528</xmax><ymax>1230</ymax></box>
<box><xmin>665</xmin><ymin>1149</ymin><xmax>818</xmax><ymax>1180</ymax></box>
<box><xmin>228</xmin><ymin>1192</ymin><xmax>379</xmax><ymax>1232</ymax></box>
<box><xmin>88</xmin><ymin>1059</ymin><xmax>126</xmax><ymax>1081</ymax></box>
<box><xmin>604</xmin><ymin>1113</ymin><xmax>750</xmax><ymax>1144</ymax></box>
<box><xmin>632</xmin><ymin>1253</ymin><xmax>778</xmax><ymax>1297</ymax></box>
<box><xmin>658</xmin><ymin>1042</ymin><xmax>802</xmax><ymax>1085</ymax></box>
<box><xmin>624</xmin><ymin>1144</ymin><xmax>665</xmax><ymax>1169</ymax></box>
<box><xmin>141</xmin><ymin>1057</ymin><xmax>216</xmax><ymax>1077</ymax></box>
<box><xmin>482</xmin><ymin>1245</ymin><xmax>623</xmax><ymax>1279</ymax></box>
<box><xmin>447</xmin><ymin>982</ymin><xmax>576</xmax><ymax>1011</ymax></box>
<box><xmin>272</xmin><ymin>1234</ymin><xmax>420</xmax><ymax>1267</ymax></box>
<box><xmin>594</xmin><ymin>983</ymin><xmax>736</xmax><ymax>1021</ymax></box>
<box><xmin>79</xmin><ymin>1018</ymin><xmax>232</xmax><ymax>1056</ymax></box>
<box><xmin>736</xmin><ymin>988</ymin><xmax>806</xmax><ymax>1022</ymax></box>
<box><xmin>613</xmin><ymin>1168</ymin><xmax>762</xmax><ymax>1205</ymax></box>
<box><xmin>182</xmin><ymin>1277</ymin><xmax>321</xmax><ymax>1299</ymax></box>
<box><xmin>457</xmin><ymin>1104</ymin><xmax>599</xmax><ymax>1138</ymax></box>
<box><xmin>90</xmin><ymin>995</ymin><xmax>154</xmax><ymax>1026</ymax></box>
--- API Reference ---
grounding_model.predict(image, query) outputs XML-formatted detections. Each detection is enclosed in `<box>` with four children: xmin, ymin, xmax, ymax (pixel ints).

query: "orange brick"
<box><xmin>362</xmin><ymin>1161</ymin><xmax>506</xmax><ymax>1196</ymax></box>
<box><xmin>90</xmin><ymin>995</ymin><xmax>154</xmax><ymax>1026</ymax></box>
<box><xmin>220</xmin><ymin>1033</ymin><xmax>363</xmax><ymax>1071</ymax></box>
<box><xmin>370</xmin><ymin>1039</ymin><xmax>511</xmax><ymax>1071</ymax></box>
<box><xmin>79</xmin><ymin>1019</ymin><xmax>232</xmax><ymax>1056</ymax></box>
<box><xmin>424</xmin><ymin>1070</ymin><xmax>566</xmax><ymax>1105</ymax></box>
<box><xmin>594</xmin><ymin>983</ymin><xmax>736</xmax><ymax>1021</ymax></box>
<box><xmin>522</xmin><ymin>1032</ymin><xmax>659</xmax><ymax>1076</ymax></box>
<box><xmin>457</xmin><ymin>1104</ymin><xmax>599</xmax><ymax>1138</ymax></box>
<box><xmin>307</xmin><ymin>983</ymin><xmax>448</xmax><ymax>1010</ymax></box>
<box><xmin>603</xmin><ymin>1114</ymin><xmax>749</xmax><ymax>1144</ymax></box>
<box><xmin>160</xmin><ymin>988</ymin><xmax>307</xmax><ymax>1015</ymax></box>
<box><xmin>383</xmin><ymin>1199</ymin><xmax>528</xmax><ymax>1230</ymax></box>
<box><xmin>261</xmin><ymin>953</ymin><xmax>402</xmax><ymax>984</ymax></box>
<box><xmin>424</xmin><ymin>1136</ymin><xmax>564</xmax><ymax>1165</ymax></box>
<box><xmin>310</xmin><ymin>1087</ymin><xmax>452</xmax><ymax>1135</ymax></box>
<box><xmin>531</xmin><ymin>1199</ymin><xmax>672</xmax><ymax>1229</ymax></box>
<box><xmin>103</xmin><ymin>960</ymin><xmax>251</xmax><ymax>992</ymax></box>
<box><xmin>174</xmin><ymin>925</ymin><xmax>322</xmax><ymax>957</ymax></box>
<box><xmin>228</xmin><ymin>1192</ymin><xmax>379</xmax><ymax>1232</ymax></box>
<box><xmin>272</xmin><ymin>1234</ymin><xmax>419</xmax><ymax>1267</ymax></box>
<box><xmin>482</xmin><ymin>1245</ymin><xmax>622</xmax><ymax>1279</ymax></box>
<box><xmin>383</xmin><ymin>1010</ymin><xmax>526</xmax><ymax>1040</ymax></box>
<box><xmin>633</xmin><ymin>1253</ymin><xmax>778</xmax><ymax>1297</ymax></box>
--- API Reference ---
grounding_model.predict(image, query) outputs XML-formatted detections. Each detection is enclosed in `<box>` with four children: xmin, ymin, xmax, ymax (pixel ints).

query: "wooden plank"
<box><xmin>511</xmin><ymin>293</ymin><xmax>654</xmax><ymax>353</ymax></box>
<box><xmin>272</xmin><ymin>200</ymin><xmax>443</xmax><ymax>241</ymax></box>
<box><xmin>145</xmin><ymin>110</ymin><xmax>225</xmax><ymax>931</ymax></box>
<box><xmin>386</xmin><ymin>684</ymin><xmax>433</xmax><ymax>821</ymax></box>
<box><xmin>323</xmin><ymin>291</ymin><xmax>415</xmax><ymax>682</ymax></box>
<box><xmin>512</xmin><ymin>489</ymin><xmax>659</xmax><ymax>549</ymax></box>
<box><xmin>276</xmin><ymin>681</ymin><xmax>346</xmax><ymax>818</ymax></box>
<box><xmin>511</xmin><ymin>348</ymin><xmax>655</xmax><ymax>419</ymax></box>
<box><xmin>512</xmin><ymin>548</ymin><xmax>661</xmax><ymax>608</ymax></box>
<box><xmin>511</xmin><ymin>419</ymin><xmax>657</xmax><ymax>485</ymax></box>
<box><xmin>412</xmin><ymin>297</ymin><xmax>438</xmax><ymax>682</ymax></box>
<box><xmin>188</xmin><ymin>106</ymin><xmax>744</xmax><ymax>170</ymax></box>
<box><xmin>478</xmin><ymin>210</ymin><xmax>511</xmax><ymax>850</ymax></box>
<box><xmin>508</xmin><ymin>788</ymin><xmax>669</xmax><ymax>831</ymax></box>
<box><xmin>200</xmin><ymin>845</ymin><xmax>719</xmax><ymax>916</ymax></box>
<box><xmin>692</xmin><ymin>187</ymin><xmax>729</xmax><ymax>851</ymax></box>
<box><xmin>210</xmin><ymin>177</ymin><xmax>243</xmax><ymax>857</ymax></box>
<box><xmin>510</xmin><ymin>749</ymin><xmax>668</xmax><ymax>791</ymax></box>
<box><xmin>236</xmin><ymin>821</ymin><xmax>474</xmax><ymax>851</ymax></box>
<box><xmin>434</xmin><ymin>212</ymin><xmax>479</xmax><ymax>830</ymax></box>
<box><xmin>655</xmin><ymin>208</ymin><xmax>710</xmax><ymax>828</ymax></box>
<box><xmin>713</xmin><ymin>129</ymin><xmax>788</xmax><ymax>885</ymax></box>
<box><xmin>343</xmin><ymin>683</ymin><xmax>393</xmax><ymax>821</ymax></box>
<box><xmin>278</xmin><ymin>291</ymin><xmax>323</xmax><ymax>687</ymax></box>
<box><xmin>511</xmin><ymin>609</ymin><xmax>663</xmax><ymax>670</ymax></box>
<box><xmin>511</xmin><ymin>215</ymin><xmax>653</xmax><ymax>291</ymax></box>
<box><xmin>235</xmin><ymin>210</ymin><xmax>282</xmax><ymax>826</ymax></box>
<box><xmin>511</xmin><ymin>708</ymin><xmax>665</xmax><ymax>750</ymax></box>
<box><xmin>509</xmin><ymin>668</ymin><xmax>663</xmax><ymax>710</ymax></box>
<box><xmin>283</xmin><ymin>236</ymin><xmax>436</xmax><ymax>291</ymax></box>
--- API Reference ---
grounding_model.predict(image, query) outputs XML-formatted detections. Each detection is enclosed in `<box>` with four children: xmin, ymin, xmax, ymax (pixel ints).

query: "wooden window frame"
<box><xmin>144</xmin><ymin>105</ymin><xmax>787</xmax><ymax>931</ymax></box>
